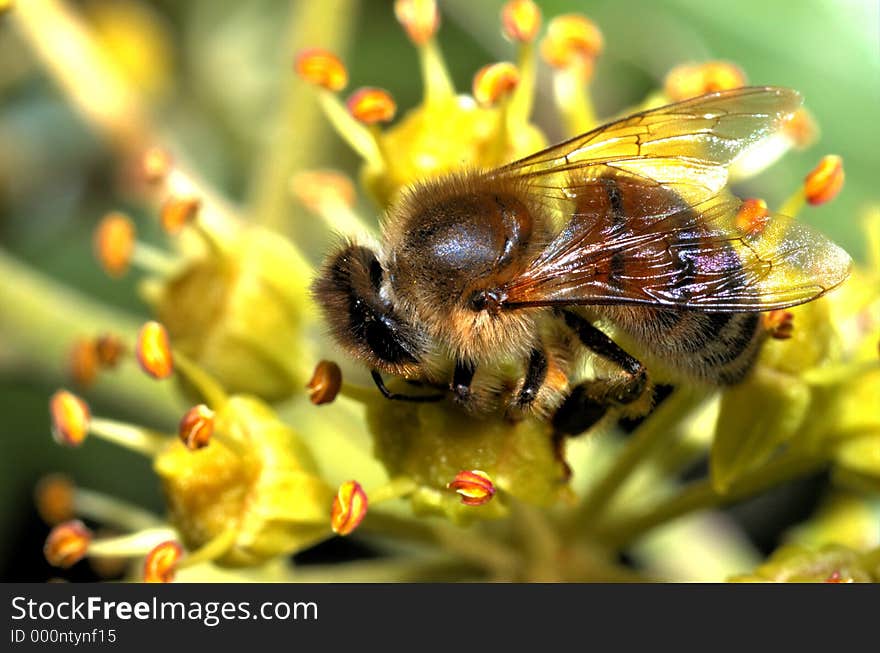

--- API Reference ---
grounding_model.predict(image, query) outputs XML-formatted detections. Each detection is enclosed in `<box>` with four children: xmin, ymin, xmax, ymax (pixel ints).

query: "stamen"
<box><xmin>93</xmin><ymin>212</ymin><xmax>135</xmax><ymax>278</ymax></box>
<box><xmin>347</xmin><ymin>87</ymin><xmax>397</xmax><ymax>125</ymax></box>
<box><xmin>178</xmin><ymin>404</ymin><xmax>215</xmax><ymax>450</ymax></box>
<box><xmin>394</xmin><ymin>0</ymin><xmax>439</xmax><ymax>45</ymax></box>
<box><xmin>395</xmin><ymin>0</ymin><xmax>453</xmax><ymax>103</ymax></box>
<box><xmin>294</xmin><ymin>48</ymin><xmax>348</xmax><ymax>92</ymax></box>
<box><xmin>87</xmin><ymin>416</ymin><xmax>169</xmax><ymax>457</ymax></box>
<box><xmin>472</xmin><ymin>62</ymin><xmax>520</xmax><ymax>108</ymax></box>
<box><xmin>503</xmin><ymin>0</ymin><xmax>541</xmax><ymax>124</ymax></box>
<box><xmin>49</xmin><ymin>389</ymin><xmax>90</xmax><ymax>447</ymax></box>
<box><xmin>290</xmin><ymin>170</ymin><xmax>373</xmax><ymax>238</ymax></box>
<box><xmin>94</xmin><ymin>333</ymin><xmax>125</xmax><ymax>367</ymax></box>
<box><xmin>68</xmin><ymin>339</ymin><xmax>99</xmax><ymax>387</ymax></box>
<box><xmin>143</xmin><ymin>540</ymin><xmax>184</xmax><ymax>582</ymax></box>
<box><xmin>34</xmin><ymin>474</ymin><xmax>76</xmax><ymax>525</ymax></box>
<box><xmin>664</xmin><ymin>61</ymin><xmax>746</xmax><ymax>102</ymax></box>
<box><xmin>779</xmin><ymin>155</ymin><xmax>844</xmax><ymax>217</ymax></box>
<box><xmin>783</xmin><ymin>107</ymin><xmax>818</xmax><ymax>150</ymax></box>
<box><xmin>306</xmin><ymin>360</ymin><xmax>342</xmax><ymax>405</ymax></box>
<box><xmin>88</xmin><ymin>528</ymin><xmax>178</xmax><ymax>558</ymax></box>
<box><xmin>44</xmin><ymin>520</ymin><xmax>92</xmax><ymax>568</ymax></box>
<box><xmin>447</xmin><ymin>469</ymin><xmax>496</xmax><ymax>506</ymax></box>
<box><xmin>804</xmin><ymin>155</ymin><xmax>844</xmax><ymax>206</ymax></box>
<box><xmin>331</xmin><ymin>480</ymin><xmax>368</xmax><ymax>536</ymax></box>
<box><xmin>501</xmin><ymin>0</ymin><xmax>541</xmax><ymax>43</ymax></box>
<box><xmin>763</xmin><ymin>310</ymin><xmax>795</xmax><ymax>340</ymax></box>
<box><xmin>136</xmin><ymin>320</ymin><xmax>174</xmax><ymax>379</ymax></box>
<box><xmin>94</xmin><ymin>212</ymin><xmax>177</xmax><ymax>278</ymax></box>
<box><xmin>735</xmin><ymin>198</ymin><xmax>770</xmax><ymax>236</ymax></box>
<box><xmin>141</xmin><ymin>146</ymin><xmax>173</xmax><ymax>184</ymax></box>
<box><xmin>541</xmin><ymin>15</ymin><xmax>603</xmax><ymax>134</ymax></box>
<box><xmin>159</xmin><ymin>195</ymin><xmax>201</xmax><ymax>234</ymax></box>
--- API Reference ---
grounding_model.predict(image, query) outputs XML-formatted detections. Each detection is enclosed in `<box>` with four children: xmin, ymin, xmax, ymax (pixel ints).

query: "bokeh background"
<box><xmin>1</xmin><ymin>0</ymin><xmax>878</xmax><ymax>581</ymax></box>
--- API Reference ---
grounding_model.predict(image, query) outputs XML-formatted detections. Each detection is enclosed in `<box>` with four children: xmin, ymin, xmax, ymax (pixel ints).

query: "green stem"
<box><xmin>247</xmin><ymin>0</ymin><xmax>358</xmax><ymax>232</ymax></box>
<box><xmin>568</xmin><ymin>386</ymin><xmax>706</xmax><ymax>532</ymax></box>
<box><xmin>596</xmin><ymin>451</ymin><xmax>827</xmax><ymax>549</ymax></box>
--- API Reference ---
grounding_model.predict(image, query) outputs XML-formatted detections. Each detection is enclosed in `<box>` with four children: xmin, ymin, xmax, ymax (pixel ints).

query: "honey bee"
<box><xmin>312</xmin><ymin>87</ymin><xmax>851</xmax><ymax>436</ymax></box>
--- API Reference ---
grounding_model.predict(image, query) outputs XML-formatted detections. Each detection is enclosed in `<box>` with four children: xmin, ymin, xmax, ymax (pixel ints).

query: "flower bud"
<box><xmin>155</xmin><ymin>396</ymin><xmax>333</xmax><ymax>565</ymax></box>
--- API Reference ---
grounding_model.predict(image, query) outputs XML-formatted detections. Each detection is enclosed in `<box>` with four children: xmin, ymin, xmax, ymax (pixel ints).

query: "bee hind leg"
<box><xmin>552</xmin><ymin>310</ymin><xmax>649</xmax><ymax>436</ymax></box>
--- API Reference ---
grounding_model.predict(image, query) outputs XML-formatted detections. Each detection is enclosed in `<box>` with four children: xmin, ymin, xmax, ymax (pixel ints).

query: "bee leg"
<box><xmin>451</xmin><ymin>360</ymin><xmax>477</xmax><ymax>404</ymax></box>
<box><xmin>552</xmin><ymin>310</ymin><xmax>648</xmax><ymax>436</ymax></box>
<box><xmin>370</xmin><ymin>370</ymin><xmax>445</xmax><ymax>403</ymax></box>
<box><xmin>515</xmin><ymin>347</ymin><xmax>548</xmax><ymax>408</ymax></box>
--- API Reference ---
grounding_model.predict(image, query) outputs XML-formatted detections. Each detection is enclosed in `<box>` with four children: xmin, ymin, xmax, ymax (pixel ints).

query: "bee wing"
<box><xmin>501</xmin><ymin>191</ymin><xmax>852</xmax><ymax>312</ymax></box>
<box><xmin>491</xmin><ymin>86</ymin><xmax>802</xmax><ymax>208</ymax></box>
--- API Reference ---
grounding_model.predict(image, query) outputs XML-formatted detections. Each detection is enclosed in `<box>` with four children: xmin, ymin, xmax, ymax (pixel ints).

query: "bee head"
<box><xmin>311</xmin><ymin>241</ymin><xmax>428</xmax><ymax>377</ymax></box>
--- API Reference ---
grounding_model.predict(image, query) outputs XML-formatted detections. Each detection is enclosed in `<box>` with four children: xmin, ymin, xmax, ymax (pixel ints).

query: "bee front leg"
<box><xmin>450</xmin><ymin>359</ymin><xmax>477</xmax><ymax>404</ymax></box>
<box><xmin>514</xmin><ymin>347</ymin><xmax>548</xmax><ymax>408</ymax></box>
<box><xmin>553</xmin><ymin>310</ymin><xmax>649</xmax><ymax>436</ymax></box>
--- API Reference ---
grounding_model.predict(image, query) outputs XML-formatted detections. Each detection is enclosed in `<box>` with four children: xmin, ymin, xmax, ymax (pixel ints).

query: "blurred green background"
<box><xmin>0</xmin><ymin>0</ymin><xmax>877</xmax><ymax>580</ymax></box>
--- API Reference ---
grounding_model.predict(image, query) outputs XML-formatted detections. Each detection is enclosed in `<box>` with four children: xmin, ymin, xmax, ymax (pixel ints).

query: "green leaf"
<box><xmin>710</xmin><ymin>368</ymin><xmax>810</xmax><ymax>493</ymax></box>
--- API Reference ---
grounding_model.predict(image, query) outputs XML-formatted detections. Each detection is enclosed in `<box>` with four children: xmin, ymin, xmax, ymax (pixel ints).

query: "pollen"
<box><xmin>49</xmin><ymin>389</ymin><xmax>91</xmax><ymax>447</ymax></box>
<box><xmin>136</xmin><ymin>321</ymin><xmax>174</xmax><ymax>379</ymax></box>
<box><xmin>804</xmin><ymin>155</ymin><xmax>844</xmax><ymax>206</ymax></box>
<box><xmin>159</xmin><ymin>195</ymin><xmax>201</xmax><ymax>234</ymax></box>
<box><xmin>93</xmin><ymin>212</ymin><xmax>135</xmax><ymax>278</ymax></box>
<box><xmin>294</xmin><ymin>48</ymin><xmax>348</xmax><ymax>92</ymax></box>
<box><xmin>306</xmin><ymin>360</ymin><xmax>342</xmax><ymax>405</ymax></box>
<box><xmin>473</xmin><ymin>62</ymin><xmax>520</xmax><ymax>108</ymax></box>
<box><xmin>735</xmin><ymin>198</ymin><xmax>770</xmax><ymax>236</ymax></box>
<box><xmin>664</xmin><ymin>61</ymin><xmax>746</xmax><ymax>102</ymax></box>
<box><xmin>447</xmin><ymin>469</ymin><xmax>496</xmax><ymax>506</ymax></box>
<box><xmin>141</xmin><ymin>146</ymin><xmax>173</xmax><ymax>184</ymax></box>
<box><xmin>347</xmin><ymin>87</ymin><xmax>397</xmax><ymax>125</ymax></box>
<box><xmin>44</xmin><ymin>520</ymin><xmax>92</xmax><ymax>568</ymax></box>
<box><xmin>540</xmin><ymin>14</ymin><xmax>604</xmax><ymax>69</ymax></box>
<box><xmin>394</xmin><ymin>0</ymin><xmax>440</xmax><ymax>45</ymax></box>
<box><xmin>143</xmin><ymin>540</ymin><xmax>184</xmax><ymax>583</ymax></box>
<box><xmin>35</xmin><ymin>474</ymin><xmax>76</xmax><ymax>525</ymax></box>
<box><xmin>501</xmin><ymin>0</ymin><xmax>541</xmax><ymax>43</ymax></box>
<box><xmin>178</xmin><ymin>404</ymin><xmax>215</xmax><ymax>450</ymax></box>
<box><xmin>331</xmin><ymin>480</ymin><xmax>368</xmax><ymax>536</ymax></box>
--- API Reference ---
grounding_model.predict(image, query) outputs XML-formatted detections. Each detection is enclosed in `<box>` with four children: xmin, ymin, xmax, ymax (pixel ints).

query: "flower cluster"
<box><xmin>5</xmin><ymin>0</ymin><xmax>877</xmax><ymax>582</ymax></box>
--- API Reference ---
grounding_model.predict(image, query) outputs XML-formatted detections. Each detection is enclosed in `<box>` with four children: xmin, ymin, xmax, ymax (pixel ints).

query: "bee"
<box><xmin>312</xmin><ymin>87</ymin><xmax>851</xmax><ymax>436</ymax></box>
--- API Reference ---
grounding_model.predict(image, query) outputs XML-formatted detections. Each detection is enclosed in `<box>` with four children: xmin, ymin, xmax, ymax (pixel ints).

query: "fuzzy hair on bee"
<box><xmin>312</xmin><ymin>87</ymin><xmax>851</xmax><ymax>435</ymax></box>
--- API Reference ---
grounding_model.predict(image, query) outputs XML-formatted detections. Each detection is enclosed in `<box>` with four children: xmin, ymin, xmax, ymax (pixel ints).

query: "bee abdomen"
<box><xmin>607</xmin><ymin>307</ymin><xmax>763</xmax><ymax>385</ymax></box>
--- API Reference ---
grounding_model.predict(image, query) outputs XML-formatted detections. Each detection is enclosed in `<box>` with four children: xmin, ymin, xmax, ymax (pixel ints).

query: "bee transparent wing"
<box><xmin>501</xmin><ymin>191</ymin><xmax>851</xmax><ymax>312</ymax></box>
<box><xmin>491</xmin><ymin>86</ymin><xmax>802</xmax><ymax>207</ymax></box>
